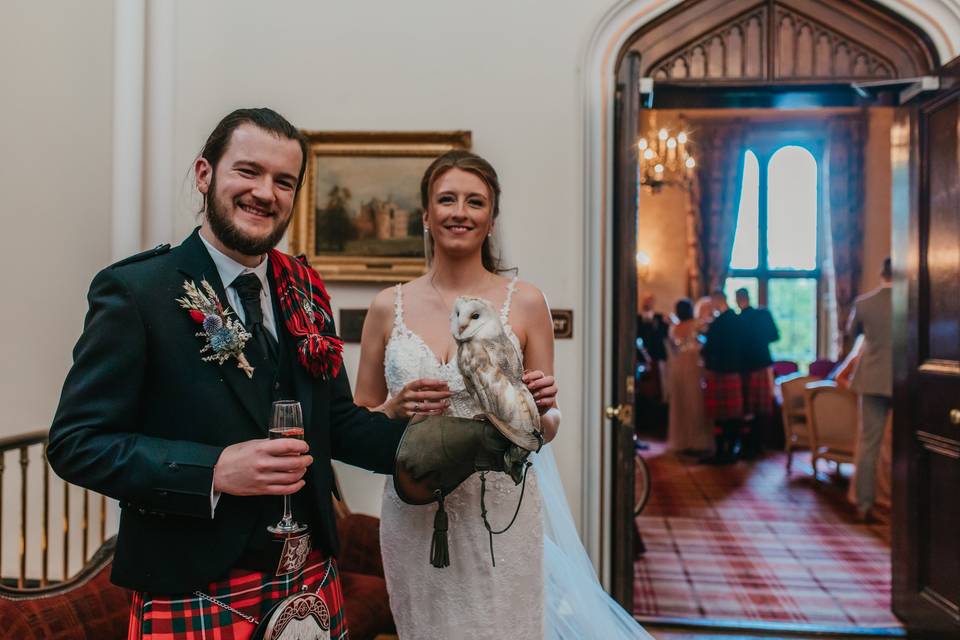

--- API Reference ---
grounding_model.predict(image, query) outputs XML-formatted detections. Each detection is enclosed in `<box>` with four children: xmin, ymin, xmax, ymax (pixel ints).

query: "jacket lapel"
<box><xmin>175</xmin><ymin>229</ymin><xmax>270</xmax><ymax>431</ymax></box>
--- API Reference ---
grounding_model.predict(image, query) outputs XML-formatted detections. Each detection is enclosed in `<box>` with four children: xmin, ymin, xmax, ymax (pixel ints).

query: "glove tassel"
<box><xmin>430</xmin><ymin>489</ymin><xmax>450</xmax><ymax>569</ymax></box>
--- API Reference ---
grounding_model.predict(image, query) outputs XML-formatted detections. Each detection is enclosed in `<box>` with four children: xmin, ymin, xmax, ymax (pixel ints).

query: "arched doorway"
<box><xmin>581</xmin><ymin>0</ymin><xmax>952</xmax><ymax>634</ymax></box>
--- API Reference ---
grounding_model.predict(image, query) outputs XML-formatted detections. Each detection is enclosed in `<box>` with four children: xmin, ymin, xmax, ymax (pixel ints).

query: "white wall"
<box><xmin>0</xmin><ymin>0</ymin><xmax>115</xmax><ymax>580</ymax></box>
<box><xmin>0</xmin><ymin>0</ymin><xmax>114</xmax><ymax>435</ymax></box>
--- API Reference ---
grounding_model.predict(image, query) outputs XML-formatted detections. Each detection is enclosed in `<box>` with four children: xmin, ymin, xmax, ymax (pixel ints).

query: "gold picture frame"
<box><xmin>290</xmin><ymin>131</ymin><xmax>472</xmax><ymax>282</ymax></box>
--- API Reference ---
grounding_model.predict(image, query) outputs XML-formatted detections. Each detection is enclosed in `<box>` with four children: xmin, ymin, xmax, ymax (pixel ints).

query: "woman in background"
<box><xmin>666</xmin><ymin>298</ymin><xmax>714</xmax><ymax>458</ymax></box>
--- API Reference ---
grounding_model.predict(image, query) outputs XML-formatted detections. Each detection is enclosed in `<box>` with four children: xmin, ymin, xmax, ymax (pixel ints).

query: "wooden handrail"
<box><xmin>0</xmin><ymin>430</ymin><xmax>47</xmax><ymax>451</ymax></box>
<box><xmin>0</xmin><ymin>430</ymin><xmax>108</xmax><ymax>591</ymax></box>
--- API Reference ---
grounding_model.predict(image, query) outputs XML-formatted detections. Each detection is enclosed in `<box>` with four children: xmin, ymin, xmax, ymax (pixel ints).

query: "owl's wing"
<box><xmin>469</xmin><ymin>340</ymin><xmax>542</xmax><ymax>451</ymax></box>
<box><xmin>491</xmin><ymin>332</ymin><xmax>524</xmax><ymax>381</ymax></box>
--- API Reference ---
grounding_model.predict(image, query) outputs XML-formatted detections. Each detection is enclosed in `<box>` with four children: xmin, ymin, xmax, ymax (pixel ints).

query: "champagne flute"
<box><xmin>267</xmin><ymin>400</ymin><xmax>309</xmax><ymax>535</ymax></box>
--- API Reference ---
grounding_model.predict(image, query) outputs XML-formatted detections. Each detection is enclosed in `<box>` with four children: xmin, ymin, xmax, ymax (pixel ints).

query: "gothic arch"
<box><xmin>577</xmin><ymin>0</ymin><xmax>960</xmax><ymax>577</ymax></box>
<box><xmin>623</xmin><ymin>0</ymin><xmax>937</xmax><ymax>83</ymax></box>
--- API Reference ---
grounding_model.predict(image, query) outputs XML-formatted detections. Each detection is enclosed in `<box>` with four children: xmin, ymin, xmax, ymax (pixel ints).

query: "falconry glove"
<box><xmin>393</xmin><ymin>414</ymin><xmax>514</xmax><ymax>568</ymax></box>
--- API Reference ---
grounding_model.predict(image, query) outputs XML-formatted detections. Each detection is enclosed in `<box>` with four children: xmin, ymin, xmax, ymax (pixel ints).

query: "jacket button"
<box><xmin>168</xmin><ymin>462</ymin><xmax>179</xmax><ymax>471</ymax></box>
<box><xmin>138</xmin><ymin>507</ymin><xmax>146</xmax><ymax>515</ymax></box>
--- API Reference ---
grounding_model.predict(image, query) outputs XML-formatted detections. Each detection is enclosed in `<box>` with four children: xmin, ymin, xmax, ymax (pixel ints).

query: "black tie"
<box><xmin>232</xmin><ymin>273</ymin><xmax>279</xmax><ymax>366</ymax></box>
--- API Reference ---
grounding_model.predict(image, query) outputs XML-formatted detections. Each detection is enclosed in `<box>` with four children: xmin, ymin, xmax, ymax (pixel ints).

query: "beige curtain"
<box><xmin>825</xmin><ymin>114</ymin><xmax>867</xmax><ymax>355</ymax></box>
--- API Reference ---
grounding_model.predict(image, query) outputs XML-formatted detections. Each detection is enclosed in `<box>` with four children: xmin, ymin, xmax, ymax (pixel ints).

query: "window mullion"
<box><xmin>758</xmin><ymin>151</ymin><xmax>770</xmax><ymax>307</ymax></box>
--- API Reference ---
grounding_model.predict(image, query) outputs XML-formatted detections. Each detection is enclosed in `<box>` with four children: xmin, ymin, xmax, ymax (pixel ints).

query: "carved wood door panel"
<box><xmin>891</xmin><ymin>63</ymin><xmax>960</xmax><ymax>638</ymax></box>
<box><xmin>610</xmin><ymin>51</ymin><xmax>641</xmax><ymax>608</ymax></box>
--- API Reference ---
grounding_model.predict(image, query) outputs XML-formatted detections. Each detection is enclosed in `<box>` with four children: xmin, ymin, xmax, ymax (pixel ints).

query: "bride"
<box><xmin>355</xmin><ymin>150</ymin><xmax>651</xmax><ymax>639</ymax></box>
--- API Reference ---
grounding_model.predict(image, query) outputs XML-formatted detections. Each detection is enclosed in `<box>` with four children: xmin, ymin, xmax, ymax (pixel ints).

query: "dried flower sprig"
<box><xmin>177</xmin><ymin>279</ymin><xmax>254</xmax><ymax>378</ymax></box>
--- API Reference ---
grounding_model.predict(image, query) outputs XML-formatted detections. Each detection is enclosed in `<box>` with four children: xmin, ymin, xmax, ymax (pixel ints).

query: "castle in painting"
<box><xmin>355</xmin><ymin>196</ymin><xmax>411</xmax><ymax>240</ymax></box>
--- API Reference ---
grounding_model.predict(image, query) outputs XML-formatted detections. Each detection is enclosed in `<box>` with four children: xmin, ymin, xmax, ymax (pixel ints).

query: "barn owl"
<box><xmin>452</xmin><ymin>296</ymin><xmax>543</xmax><ymax>481</ymax></box>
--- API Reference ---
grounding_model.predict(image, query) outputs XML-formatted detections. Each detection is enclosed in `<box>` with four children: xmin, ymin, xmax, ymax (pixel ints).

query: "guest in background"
<box><xmin>638</xmin><ymin>293</ymin><xmax>669</xmax><ymax>362</ymax></box>
<box><xmin>693</xmin><ymin>296</ymin><xmax>715</xmax><ymax>333</ymax></box>
<box><xmin>846</xmin><ymin>257</ymin><xmax>893</xmax><ymax>522</ymax></box>
<box><xmin>665</xmin><ymin>299</ymin><xmax>714</xmax><ymax>458</ymax></box>
<box><xmin>635</xmin><ymin>293</ymin><xmax>670</xmax><ymax>431</ymax></box>
<box><xmin>735</xmin><ymin>287</ymin><xmax>780</xmax><ymax>459</ymax></box>
<box><xmin>701</xmin><ymin>290</ymin><xmax>744</xmax><ymax>463</ymax></box>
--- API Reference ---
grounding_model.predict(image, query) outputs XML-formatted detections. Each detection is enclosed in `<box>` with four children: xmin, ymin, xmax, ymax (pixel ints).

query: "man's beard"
<box><xmin>205</xmin><ymin>179</ymin><xmax>291</xmax><ymax>256</ymax></box>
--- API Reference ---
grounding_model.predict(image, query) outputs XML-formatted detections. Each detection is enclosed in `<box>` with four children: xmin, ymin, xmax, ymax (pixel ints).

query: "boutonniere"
<box><xmin>177</xmin><ymin>279</ymin><xmax>255</xmax><ymax>379</ymax></box>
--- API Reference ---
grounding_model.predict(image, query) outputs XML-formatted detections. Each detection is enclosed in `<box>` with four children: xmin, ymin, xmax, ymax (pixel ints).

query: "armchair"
<box><xmin>804</xmin><ymin>380</ymin><xmax>858</xmax><ymax>477</ymax></box>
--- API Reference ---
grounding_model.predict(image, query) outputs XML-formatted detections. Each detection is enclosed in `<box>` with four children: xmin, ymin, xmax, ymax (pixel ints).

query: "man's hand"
<box><xmin>213</xmin><ymin>439</ymin><xmax>312</xmax><ymax>496</ymax></box>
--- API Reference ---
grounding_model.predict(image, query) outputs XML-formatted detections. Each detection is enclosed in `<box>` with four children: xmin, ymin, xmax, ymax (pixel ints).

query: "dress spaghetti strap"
<box><xmin>500</xmin><ymin>276</ymin><xmax>520</xmax><ymax>325</ymax></box>
<box><xmin>392</xmin><ymin>284</ymin><xmax>405</xmax><ymax>335</ymax></box>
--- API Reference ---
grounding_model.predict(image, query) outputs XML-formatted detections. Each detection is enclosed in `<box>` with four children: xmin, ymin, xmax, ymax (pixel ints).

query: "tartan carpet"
<box><xmin>634</xmin><ymin>444</ymin><xmax>900</xmax><ymax>629</ymax></box>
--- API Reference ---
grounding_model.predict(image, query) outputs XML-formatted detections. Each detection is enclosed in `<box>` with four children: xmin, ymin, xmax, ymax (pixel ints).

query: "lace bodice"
<box><xmin>384</xmin><ymin>279</ymin><xmax>521</xmax><ymax>417</ymax></box>
<box><xmin>379</xmin><ymin>277</ymin><xmax>545</xmax><ymax>639</ymax></box>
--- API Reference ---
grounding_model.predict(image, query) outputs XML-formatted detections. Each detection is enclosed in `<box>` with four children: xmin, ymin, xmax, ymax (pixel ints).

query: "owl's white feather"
<box><xmin>452</xmin><ymin>296</ymin><xmax>542</xmax><ymax>453</ymax></box>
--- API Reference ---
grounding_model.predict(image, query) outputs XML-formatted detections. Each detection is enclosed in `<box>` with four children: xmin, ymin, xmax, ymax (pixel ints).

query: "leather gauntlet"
<box><xmin>393</xmin><ymin>414</ymin><xmax>510</xmax><ymax>505</ymax></box>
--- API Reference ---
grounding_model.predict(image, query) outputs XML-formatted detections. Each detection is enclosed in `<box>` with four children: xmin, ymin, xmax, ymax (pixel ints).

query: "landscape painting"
<box><xmin>290</xmin><ymin>131</ymin><xmax>472</xmax><ymax>282</ymax></box>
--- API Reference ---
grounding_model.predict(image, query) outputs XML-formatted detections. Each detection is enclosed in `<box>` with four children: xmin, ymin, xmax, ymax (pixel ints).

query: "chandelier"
<box><xmin>638</xmin><ymin>128</ymin><xmax>696</xmax><ymax>192</ymax></box>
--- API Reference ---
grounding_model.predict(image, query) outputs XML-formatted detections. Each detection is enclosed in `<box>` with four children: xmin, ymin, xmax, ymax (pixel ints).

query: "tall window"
<box><xmin>726</xmin><ymin>145</ymin><xmax>819</xmax><ymax>365</ymax></box>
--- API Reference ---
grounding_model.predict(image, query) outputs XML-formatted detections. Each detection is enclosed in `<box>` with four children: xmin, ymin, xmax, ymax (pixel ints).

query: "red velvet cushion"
<box><xmin>336</xmin><ymin>513</ymin><xmax>385</xmax><ymax>577</ymax></box>
<box><xmin>340</xmin><ymin>571</ymin><xmax>394</xmax><ymax>640</ymax></box>
<box><xmin>0</xmin><ymin>562</ymin><xmax>131</xmax><ymax>640</ymax></box>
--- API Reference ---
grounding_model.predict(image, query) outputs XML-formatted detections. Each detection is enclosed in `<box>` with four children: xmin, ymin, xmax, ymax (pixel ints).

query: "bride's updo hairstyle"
<box><xmin>420</xmin><ymin>150</ymin><xmax>505</xmax><ymax>273</ymax></box>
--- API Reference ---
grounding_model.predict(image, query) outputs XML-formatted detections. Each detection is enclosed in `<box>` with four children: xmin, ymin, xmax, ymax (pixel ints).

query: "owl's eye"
<box><xmin>471</xmin><ymin>313</ymin><xmax>480</xmax><ymax>320</ymax></box>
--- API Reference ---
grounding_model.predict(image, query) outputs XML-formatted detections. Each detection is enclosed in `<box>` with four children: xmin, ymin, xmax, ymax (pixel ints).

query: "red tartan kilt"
<box><xmin>703</xmin><ymin>371</ymin><xmax>744</xmax><ymax>420</ymax></box>
<box><xmin>128</xmin><ymin>552</ymin><xmax>345</xmax><ymax>640</ymax></box>
<box><xmin>742</xmin><ymin>367</ymin><xmax>774</xmax><ymax>417</ymax></box>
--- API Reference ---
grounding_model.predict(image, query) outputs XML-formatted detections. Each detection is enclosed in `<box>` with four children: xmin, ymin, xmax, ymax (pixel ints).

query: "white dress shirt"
<box><xmin>199</xmin><ymin>234</ymin><xmax>278</xmax><ymax>341</ymax></box>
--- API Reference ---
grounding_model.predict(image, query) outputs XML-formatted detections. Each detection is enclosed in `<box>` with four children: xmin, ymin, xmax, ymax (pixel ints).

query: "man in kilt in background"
<box><xmin>701</xmin><ymin>290</ymin><xmax>744</xmax><ymax>464</ymax></box>
<box><xmin>735</xmin><ymin>287</ymin><xmax>779</xmax><ymax>459</ymax></box>
<box><xmin>48</xmin><ymin>108</ymin><xmax>407</xmax><ymax>639</ymax></box>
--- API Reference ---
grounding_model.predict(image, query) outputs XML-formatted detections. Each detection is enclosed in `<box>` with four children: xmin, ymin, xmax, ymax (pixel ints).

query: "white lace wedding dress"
<box><xmin>380</xmin><ymin>279</ymin><xmax>653</xmax><ymax>640</ymax></box>
<box><xmin>381</xmin><ymin>279</ymin><xmax>545</xmax><ymax>639</ymax></box>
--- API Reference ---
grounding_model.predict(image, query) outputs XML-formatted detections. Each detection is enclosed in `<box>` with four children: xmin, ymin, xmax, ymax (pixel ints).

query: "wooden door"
<box><xmin>609</xmin><ymin>51</ymin><xmax>640</xmax><ymax>608</ymax></box>
<box><xmin>890</xmin><ymin>60</ymin><xmax>960</xmax><ymax>638</ymax></box>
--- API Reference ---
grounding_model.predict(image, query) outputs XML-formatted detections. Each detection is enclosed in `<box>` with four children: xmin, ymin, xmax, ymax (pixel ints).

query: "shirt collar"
<box><xmin>199</xmin><ymin>234</ymin><xmax>270</xmax><ymax>291</ymax></box>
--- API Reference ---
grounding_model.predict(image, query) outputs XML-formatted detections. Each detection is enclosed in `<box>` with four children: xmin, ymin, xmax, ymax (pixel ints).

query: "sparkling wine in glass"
<box><xmin>267</xmin><ymin>400</ymin><xmax>309</xmax><ymax>536</ymax></box>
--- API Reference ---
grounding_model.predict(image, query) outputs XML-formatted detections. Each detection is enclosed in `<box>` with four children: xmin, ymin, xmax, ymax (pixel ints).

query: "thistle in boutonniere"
<box><xmin>177</xmin><ymin>279</ymin><xmax>254</xmax><ymax>379</ymax></box>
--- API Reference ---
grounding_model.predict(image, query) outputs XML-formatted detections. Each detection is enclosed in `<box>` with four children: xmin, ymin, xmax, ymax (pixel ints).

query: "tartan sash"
<box><xmin>267</xmin><ymin>251</ymin><xmax>343</xmax><ymax>380</ymax></box>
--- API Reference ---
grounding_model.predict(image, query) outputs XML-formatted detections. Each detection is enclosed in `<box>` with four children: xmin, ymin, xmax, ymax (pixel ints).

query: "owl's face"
<box><xmin>451</xmin><ymin>296</ymin><xmax>501</xmax><ymax>342</ymax></box>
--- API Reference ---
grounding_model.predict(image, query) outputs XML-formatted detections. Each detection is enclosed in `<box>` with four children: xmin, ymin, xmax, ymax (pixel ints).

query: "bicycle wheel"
<box><xmin>634</xmin><ymin>453</ymin><xmax>651</xmax><ymax>515</ymax></box>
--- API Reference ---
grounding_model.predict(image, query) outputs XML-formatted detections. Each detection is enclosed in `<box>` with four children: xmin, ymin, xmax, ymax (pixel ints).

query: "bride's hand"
<box><xmin>385</xmin><ymin>378</ymin><xmax>451</xmax><ymax>419</ymax></box>
<box><xmin>523</xmin><ymin>370</ymin><xmax>558</xmax><ymax>414</ymax></box>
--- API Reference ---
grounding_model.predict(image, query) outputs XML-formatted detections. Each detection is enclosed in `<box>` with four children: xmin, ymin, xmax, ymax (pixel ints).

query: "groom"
<box><xmin>48</xmin><ymin>108</ymin><xmax>407</xmax><ymax>638</ymax></box>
